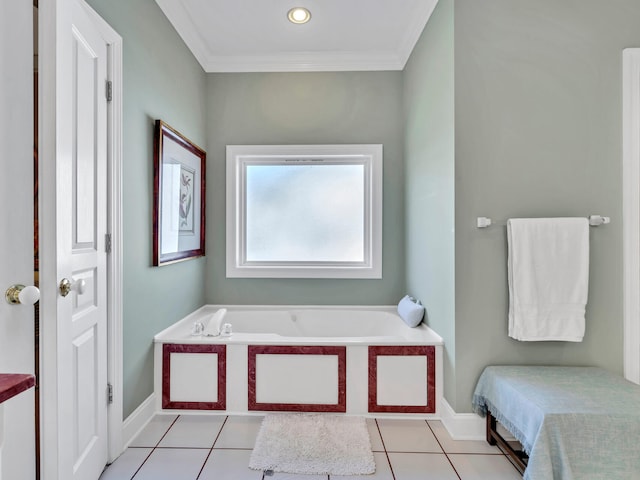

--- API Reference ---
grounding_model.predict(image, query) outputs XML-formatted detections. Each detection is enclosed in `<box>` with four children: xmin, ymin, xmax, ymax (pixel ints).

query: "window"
<box><xmin>226</xmin><ymin>144</ymin><xmax>382</xmax><ymax>278</ymax></box>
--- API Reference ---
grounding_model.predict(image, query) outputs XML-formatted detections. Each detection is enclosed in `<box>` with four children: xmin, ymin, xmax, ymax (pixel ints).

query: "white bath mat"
<box><xmin>249</xmin><ymin>413</ymin><xmax>375</xmax><ymax>475</ymax></box>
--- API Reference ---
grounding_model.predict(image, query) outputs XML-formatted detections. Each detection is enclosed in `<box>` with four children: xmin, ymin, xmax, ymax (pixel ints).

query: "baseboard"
<box><xmin>122</xmin><ymin>393</ymin><xmax>156</xmax><ymax>448</ymax></box>
<box><xmin>439</xmin><ymin>398</ymin><xmax>485</xmax><ymax>441</ymax></box>
<box><xmin>121</xmin><ymin>392</ymin><xmax>494</xmax><ymax>444</ymax></box>
<box><xmin>119</xmin><ymin>391</ymin><xmax>497</xmax><ymax>446</ymax></box>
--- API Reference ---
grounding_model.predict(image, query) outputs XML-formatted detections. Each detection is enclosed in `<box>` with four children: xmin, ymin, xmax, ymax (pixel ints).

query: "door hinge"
<box><xmin>105</xmin><ymin>233</ymin><xmax>112</xmax><ymax>254</ymax></box>
<box><xmin>106</xmin><ymin>80</ymin><xmax>113</xmax><ymax>102</ymax></box>
<box><xmin>107</xmin><ymin>383</ymin><xmax>113</xmax><ymax>404</ymax></box>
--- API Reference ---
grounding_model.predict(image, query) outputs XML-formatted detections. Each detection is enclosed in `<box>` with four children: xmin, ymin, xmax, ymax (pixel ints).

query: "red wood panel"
<box><xmin>0</xmin><ymin>374</ymin><xmax>35</xmax><ymax>404</ymax></box>
<box><xmin>368</xmin><ymin>345</ymin><xmax>436</xmax><ymax>414</ymax></box>
<box><xmin>248</xmin><ymin>345</ymin><xmax>346</xmax><ymax>412</ymax></box>
<box><xmin>162</xmin><ymin>344</ymin><xmax>226</xmax><ymax>410</ymax></box>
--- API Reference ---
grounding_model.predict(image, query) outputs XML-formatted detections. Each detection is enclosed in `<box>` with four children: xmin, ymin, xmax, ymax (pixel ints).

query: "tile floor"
<box><xmin>100</xmin><ymin>415</ymin><xmax>522</xmax><ymax>480</ymax></box>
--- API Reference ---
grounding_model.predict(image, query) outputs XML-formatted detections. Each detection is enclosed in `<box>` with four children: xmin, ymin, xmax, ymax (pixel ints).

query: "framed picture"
<box><xmin>153</xmin><ymin>120</ymin><xmax>206</xmax><ymax>265</ymax></box>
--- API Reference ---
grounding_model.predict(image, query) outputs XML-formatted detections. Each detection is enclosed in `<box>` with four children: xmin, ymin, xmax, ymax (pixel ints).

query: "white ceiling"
<box><xmin>154</xmin><ymin>0</ymin><xmax>439</xmax><ymax>72</ymax></box>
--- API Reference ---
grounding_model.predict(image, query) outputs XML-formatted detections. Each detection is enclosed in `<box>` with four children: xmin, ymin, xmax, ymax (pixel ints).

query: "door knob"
<box><xmin>5</xmin><ymin>284</ymin><xmax>40</xmax><ymax>305</ymax></box>
<box><xmin>59</xmin><ymin>278</ymin><xmax>86</xmax><ymax>297</ymax></box>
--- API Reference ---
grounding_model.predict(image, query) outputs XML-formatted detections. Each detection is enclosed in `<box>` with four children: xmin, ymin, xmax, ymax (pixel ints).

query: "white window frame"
<box><xmin>226</xmin><ymin>144</ymin><xmax>383</xmax><ymax>279</ymax></box>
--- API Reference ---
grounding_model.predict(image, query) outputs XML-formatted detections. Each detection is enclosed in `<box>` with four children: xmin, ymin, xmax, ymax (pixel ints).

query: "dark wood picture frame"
<box><xmin>153</xmin><ymin>120</ymin><xmax>206</xmax><ymax>266</ymax></box>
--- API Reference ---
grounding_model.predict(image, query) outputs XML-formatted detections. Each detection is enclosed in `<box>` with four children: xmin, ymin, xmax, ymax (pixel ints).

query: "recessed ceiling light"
<box><xmin>287</xmin><ymin>7</ymin><xmax>312</xmax><ymax>24</ymax></box>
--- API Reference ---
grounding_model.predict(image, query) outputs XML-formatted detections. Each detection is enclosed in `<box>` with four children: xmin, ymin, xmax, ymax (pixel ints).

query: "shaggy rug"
<box><xmin>249</xmin><ymin>413</ymin><xmax>375</xmax><ymax>475</ymax></box>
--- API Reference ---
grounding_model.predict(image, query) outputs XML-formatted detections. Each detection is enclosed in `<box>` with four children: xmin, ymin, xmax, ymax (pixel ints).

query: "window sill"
<box><xmin>226</xmin><ymin>264</ymin><xmax>382</xmax><ymax>279</ymax></box>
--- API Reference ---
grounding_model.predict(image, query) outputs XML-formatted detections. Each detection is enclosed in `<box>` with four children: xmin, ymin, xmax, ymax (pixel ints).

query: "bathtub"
<box><xmin>154</xmin><ymin>305</ymin><xmax>443</xmax><ymax>417</ymax></box>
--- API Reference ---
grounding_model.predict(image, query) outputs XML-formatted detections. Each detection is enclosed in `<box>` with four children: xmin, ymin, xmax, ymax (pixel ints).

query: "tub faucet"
<box><xmin>203</xmin><ymin>308</ymin><xmax>227</xmax><ymax>336</ymax></box>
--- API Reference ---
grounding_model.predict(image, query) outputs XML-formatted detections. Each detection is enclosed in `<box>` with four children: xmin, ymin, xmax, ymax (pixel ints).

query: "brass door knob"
<box><xmin>59</xmin><ymin>278</ymin><xmax>86</xmax><ymax>297</ymax></box>
<box><xmin>5</xmin><ymin>284</ymin><xmax>40</xmax><ymax>305</ymax></box>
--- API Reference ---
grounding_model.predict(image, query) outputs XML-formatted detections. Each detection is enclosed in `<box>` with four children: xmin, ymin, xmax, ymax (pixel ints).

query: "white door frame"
<box><xmin>38</xmin><ymin>0</ymin><xmax>124</xmax><ymax>475</ymax></box>
<box><xmin>623</xmin><ymin>48</ymin><xmax>640</xmax><ymax>385</ymax></box>
<box><xmin>83</xmin><ymin>2</ymin><xmax>124</xmax><ymax>462</ymax></box>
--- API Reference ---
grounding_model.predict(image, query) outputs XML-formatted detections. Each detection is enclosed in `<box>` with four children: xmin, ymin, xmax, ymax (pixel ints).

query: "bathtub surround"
<box><xmin>249</xmin><ymin>414</ymin><xmax>375</xmax><ymax>475</ymax></box>
<box><xmin>154</xmin><ymin>306</ymin><xmax>442</xmax><ymax>417</ymax></box>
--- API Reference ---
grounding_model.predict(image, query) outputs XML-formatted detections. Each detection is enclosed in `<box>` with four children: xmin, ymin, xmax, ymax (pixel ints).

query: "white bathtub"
<box><xmin>154</xmin><ymin>305</ymin><xmax>443</xmax><ymax>417</ymax></box>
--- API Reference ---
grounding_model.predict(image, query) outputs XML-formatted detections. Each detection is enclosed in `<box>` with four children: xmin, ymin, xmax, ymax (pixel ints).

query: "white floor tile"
<box><xmin>377</xmin><ymin>419</ymin><xmax>442</xmax><ymax>453</ymax></box>
<box><xmin>199</xmin><ymin>449</ymin><xmax>263</xmax><ymax>479</ymax></box>
<box><xmin>158</xmin><ymin>415</ymin><xmax>226</xmax><ymax>448</ymax></box>
<box><xmin>427</xmin><ymin>420</ymin><xmax>500</xmax><ymax>454</ymax></box>
<box><xmin>367</xmin><ymin>419</ymin><xmax>385</xmax><ymax>452</ymax></box>
<box><xmin>388</xmin><ymin>453</ymin><xmax>458</xmax><ymax>480</ymax></box>
<box><xmin>98</xmin><ymin>448</ymin><xmax>151</xmax><ymax>480</ymax></box>
<box><xmin>331</xmin><ymin>452</ymin><xmax>393</xmax><ymax>479</ymax></box>
<box><xmin>108</xmin><ymin>415</ymin><xmax>525</xmax><ymax>480</ymax></box>
<box><xmin>132</xmin><ymin>448</ymin><xmax>209</xmax><ymax>480</ymax></box>
<box><xmin>214</xmin><ymin>415</ymin><xmax>264</xmax><ymax>449</ymax></box>
<box><xmin>448</xmin><ymin>454</ymin><xmax>522</xmax><ymax>480</ymax></box>
<box><xmin>128</xmin><ymin>415</ymin><xmax>177</xmax><ymax>448</ymax></box>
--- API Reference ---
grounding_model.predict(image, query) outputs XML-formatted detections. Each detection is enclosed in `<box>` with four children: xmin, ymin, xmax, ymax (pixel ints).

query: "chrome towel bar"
<box><xmin>476</xmin><ymin>215</ymin><xmax>610</xmax><ymax>228</ymax></box>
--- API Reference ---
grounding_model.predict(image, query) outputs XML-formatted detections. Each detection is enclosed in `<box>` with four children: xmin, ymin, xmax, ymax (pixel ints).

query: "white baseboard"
<box><xmin>439</xmin><ymin>398</ymin><xmax>485</xmax><ymax>441</ymax></box>
<box><xmin>122</xmin><ymin>393</ymin><xmax>156</xmax><ymax>448</ymax></box>
<box><xmin>119</xmin><ymin>393</ymin><xmax>492</xmax><ymax>444</ymax></box>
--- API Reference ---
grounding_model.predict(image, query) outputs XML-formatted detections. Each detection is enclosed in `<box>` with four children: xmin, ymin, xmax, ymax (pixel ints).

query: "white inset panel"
<box><xmin>73</xmin><ymin>327</ymin><xmax>98</xmax><ymax>463</ymax></box>
<box><xmin>346</xmin><ymin>346</ymin><xmax>368</xmax><ymax>414</ymax></box>
<box><xmin>170</xmin><ymin>353</ymin><xmax>218</xmax><ymax>403</ymax></box>
<box><xmin>226</xmin><ymin>345</ymin><xmax>248</xmax><ymax>412</ymax></box>
<box><xmin>376</xmin><ymin>356</ymin><xmax>427</xmax><ymax>406</ymax></box>
<box><xmin>255</xmin><ymin>354</ymin><xmax>338</xmax><ymax>404</ymax></box>
<box><xmin>73</xmin><ymin>33</ymin><xmax>97</xmax><ymax>247</ymax></box>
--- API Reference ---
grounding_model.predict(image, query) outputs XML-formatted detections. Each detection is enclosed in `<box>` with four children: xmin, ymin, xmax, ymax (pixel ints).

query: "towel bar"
<box><xmin>476</xmin><ymin>215</ymin><xmax>610</xmax><ymax>228</ymax></box>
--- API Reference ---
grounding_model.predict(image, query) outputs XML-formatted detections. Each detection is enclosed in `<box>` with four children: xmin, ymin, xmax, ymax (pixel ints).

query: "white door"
<box><xmin>0</xmin><ymin>1</ymin><xmax>36</xmax><ymax>480</ymax></box>
<box><xmin>39</xmin><ymin>0</ymin><xmax>110</xmax><ymax>478</ymax></box>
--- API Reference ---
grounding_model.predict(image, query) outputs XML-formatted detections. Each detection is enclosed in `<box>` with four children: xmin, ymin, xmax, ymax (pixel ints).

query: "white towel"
<box><xmin>507</xmin><ymin>218</ymin><xmax>589</xmax><ymax>342</ymax></box>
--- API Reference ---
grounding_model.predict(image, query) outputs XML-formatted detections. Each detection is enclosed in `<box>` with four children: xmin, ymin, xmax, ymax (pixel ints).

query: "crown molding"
<box><xmin>203</xmin><ymin>51</ymin><xmax>405</xmax><ymax>73</ymax></box>
<box><xmin>154</xmin><ymin>0</ymin><xmax>211</xmax><ymax>70</ymax></box>
<box><xmin>395</xmin><ymin>0</ymin><xmax>439</xmax><ymax>67</ymax></box>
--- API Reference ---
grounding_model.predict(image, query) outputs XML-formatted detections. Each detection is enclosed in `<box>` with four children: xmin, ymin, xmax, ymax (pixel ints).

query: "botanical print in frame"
<box><xmin>178</xmin><ymin>164</ymin><xmax>196</xmax><ymax>234</ymax></box>
<box><xmin>153</xmin><ymin>120</ymin><xmax>206</xmax><ymax>265</ymax></box>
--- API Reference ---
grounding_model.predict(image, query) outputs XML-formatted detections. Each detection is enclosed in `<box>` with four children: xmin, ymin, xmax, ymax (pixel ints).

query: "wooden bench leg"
<box><xmin>486</xmin><ymin>412</ymin><xmax>497</xmax><ymax>445</ymax></box>
<box><xmin>485</xmin><ymin>411</ymin><xmax>527</xmax><ymax>475</ymax></box>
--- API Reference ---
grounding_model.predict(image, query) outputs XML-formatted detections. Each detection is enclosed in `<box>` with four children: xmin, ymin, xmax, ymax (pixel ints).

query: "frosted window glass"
<box><xmin>226</xmin><ymin>144</ymin><xmax>382</xmax><ymax>279</ymax></box>
<box><xmin>245</xmin><ymin>164</ymin><xmax>365</xmax><ymax>262</ymax></box>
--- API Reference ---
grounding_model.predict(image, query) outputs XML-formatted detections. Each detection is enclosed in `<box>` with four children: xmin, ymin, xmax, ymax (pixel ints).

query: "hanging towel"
<box><xmin>507</xmin><ymin>217</ymin><xmax>589</xmax><ymax>342</ymax></box>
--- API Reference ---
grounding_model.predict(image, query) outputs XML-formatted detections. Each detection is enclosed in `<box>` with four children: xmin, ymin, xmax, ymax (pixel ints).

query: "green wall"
<box><xmin>451</xmin><ymin>0</ymin><xmax>640</xmax><ymax>412</ymax></box>
<box><xmin>403</xmin><ymin>0</ymin><xmax>456</xmax><ymax>406</ymax></box>
<box><xmin>204</xmin><ymin>72</ymin><xmax>405</xmax><ymax>305</ymax></box>
<box><xmin>86</xmin><ymin>0</ymin><xmax>208</xmax><ymax>417</ymax></box>
<box><xmin>85</xmin><ymin>0</ymin><xmax>640</xmax><ymax>419</ymax></box>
